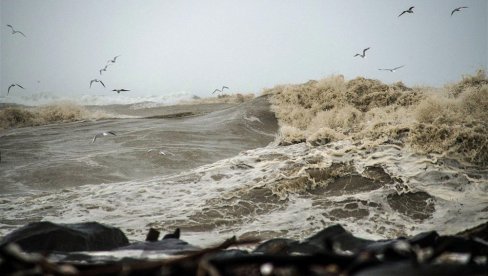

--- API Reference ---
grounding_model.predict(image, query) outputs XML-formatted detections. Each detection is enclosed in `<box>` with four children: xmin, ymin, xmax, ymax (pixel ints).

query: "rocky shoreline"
<box><xmin>1</xmin><ymin>221</ymin><xmax>487</xmax><ymax>275</ymax></box>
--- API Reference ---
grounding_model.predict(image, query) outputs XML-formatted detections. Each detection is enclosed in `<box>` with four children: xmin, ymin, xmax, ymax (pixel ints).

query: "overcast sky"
<box><xmin>1</xmin><ymin>0</ymin><xmax>487</xmax><ymax>102</ymax></box>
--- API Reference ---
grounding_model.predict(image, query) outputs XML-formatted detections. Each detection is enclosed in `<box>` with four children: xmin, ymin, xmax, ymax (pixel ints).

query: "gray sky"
<box><xmin>1</xmin><ymin>0</ymin><xmax>487</xmax><ymax>102</ymax></box>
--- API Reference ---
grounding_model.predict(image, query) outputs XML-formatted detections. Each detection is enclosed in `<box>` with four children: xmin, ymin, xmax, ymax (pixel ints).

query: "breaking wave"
<box><xmin>0</xmin><ymin>102</ymin><xmax>109</xmax><ymax>129</ymax></box>
<box><xmin>266</xmin><ymin>70</ymin><xmax>488</xmax><ymax>166</ymax></box>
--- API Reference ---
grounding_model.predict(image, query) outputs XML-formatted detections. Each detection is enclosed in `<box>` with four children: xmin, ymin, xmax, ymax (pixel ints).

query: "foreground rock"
<box><xmin>1</xmin><ymin>221</ymin><xmax>487</xmax><ymax>275</ymax></box>
<box><xmin>0</xmin><ymin>221</ymin><xmax>129</xmax><ymax>252</ymax></box>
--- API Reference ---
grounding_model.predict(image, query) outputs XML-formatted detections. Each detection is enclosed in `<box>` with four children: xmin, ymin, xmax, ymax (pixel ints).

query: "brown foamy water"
<box><xmin>0</xmin><ymin>74</ymin><xmax>487</xmax><ymax>246</ymax></box>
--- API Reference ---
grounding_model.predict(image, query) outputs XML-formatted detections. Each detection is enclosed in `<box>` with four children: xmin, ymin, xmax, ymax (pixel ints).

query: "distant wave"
<box><xmin>0</xmin><ymin>102</ymin><xmax>109</xmax><ymax>129</ymax></box>
<box><xmin>1</xmin><ymin>91</ymin><xmax>195</xmax><ymax>106</ymax></box>
<box><xmin>267</xmin><ymin>70</ymin><xmax>488</xmax><ymax>166</ymax></box>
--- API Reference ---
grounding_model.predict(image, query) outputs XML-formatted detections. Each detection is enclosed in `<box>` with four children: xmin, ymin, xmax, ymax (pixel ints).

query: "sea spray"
<box><xmin>0</xmin><ymin>102</ymin><xmax>110</xmax><ymax>129</ymax></box>
<box><xmin>266</xmin><ymin>70</ymin><xmax>488</xmax><ymax>165</ymax></box>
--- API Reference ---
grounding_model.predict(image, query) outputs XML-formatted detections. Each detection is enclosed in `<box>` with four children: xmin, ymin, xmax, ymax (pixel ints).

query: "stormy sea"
<box><xmin>0</xmin><ymin>72</ymin><xmax>487</xmax><ymax>247</ymax></box>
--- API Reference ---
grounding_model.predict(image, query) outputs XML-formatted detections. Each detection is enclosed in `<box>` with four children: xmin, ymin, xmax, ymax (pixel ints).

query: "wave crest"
<box><xmin>267</xmin><ymin>70</ymin><xmax>488</xmax><ymax>165</ymax></box>
<box><xmin>0</xmin><ymin>102</ymin><xmax>106</xmax><ymax>129</ymax></box>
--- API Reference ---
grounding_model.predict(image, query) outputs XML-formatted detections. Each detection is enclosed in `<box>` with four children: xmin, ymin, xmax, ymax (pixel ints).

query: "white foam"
<box><xmin>1</xmin><ymin>91</ymin><xmax>195</xmax><ymax>106</ymax></box>
<box><xmin>1</xmin><ymin>141</ymin><xmax>486</xmax><ymax>246</ymax></box>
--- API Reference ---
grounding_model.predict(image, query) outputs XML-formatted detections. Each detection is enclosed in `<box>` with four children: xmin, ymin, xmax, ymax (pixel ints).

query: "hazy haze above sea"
<box><xmin>1</xmin><ymin>0</ymin><xmax>487</xmax><ymax>104</ymax></box>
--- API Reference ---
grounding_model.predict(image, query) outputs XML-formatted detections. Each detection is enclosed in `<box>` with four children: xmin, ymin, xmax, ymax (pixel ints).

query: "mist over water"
<box><xmin>0</xmin><ymin>73</ymin><xmax>487</xmax><ymax>247</ymax></box>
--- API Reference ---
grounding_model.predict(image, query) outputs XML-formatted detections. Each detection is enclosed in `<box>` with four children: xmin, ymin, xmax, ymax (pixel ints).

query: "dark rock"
<box><xmin>117</xmin><ymin>238</ymin><xmax>200</xmax><ymax>253</ymax></box>
<box><xmin>162</xmin><ymin>228</ymin><xmax>180</xmax><ymax>240</ymax></box>
<box><xmin>0</xmin><ymin>221</ymin><xmax>129</xmax><ymax>252</ymax></box>
<box><xmin>145</xmin><ymin>228</ymin><xmax>160</xmax><ymax>242</ymax></box>
<box><xmin>455</xmin><ymin>221</ymin><xmax>488</xmax><ymax>241</ymax></box>
<box><xmin>408</xmin><ymin>231</ymin><xmax>439</xmax><ymax>248</ymax></box>
<box><xmin>253</xmin><ymin>238</ymin><xmax>298</xmax><ymax>255</ymax></box>
<box><xmin>293</xmin><ymin>224</ymin><xmax>375</xmax><ymax>254</ymax></box>
<box><xmin>427</xmin><ymin>236</ymin><xmax>488</xmax><ymax>263</ymax></box>
<box><xmin>355</xmin><ymin>261</ymin><xmax>488</xmax><ymax>276</ymax></box>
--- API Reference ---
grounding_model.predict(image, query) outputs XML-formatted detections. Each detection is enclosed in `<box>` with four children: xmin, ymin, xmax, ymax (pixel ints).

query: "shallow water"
<box><xmin>0</xmin><ymin>92</ymin><xmax>487</xmax><ymax>247</ymax></box>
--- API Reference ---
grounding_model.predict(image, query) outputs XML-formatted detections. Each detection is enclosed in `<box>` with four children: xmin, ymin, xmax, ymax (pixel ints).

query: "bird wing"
<box><xmin>7</xmin><ymin>84</ymin><xmax>14</xmax><ymax>94</ymax></box>
<box><xmin>15</xmin><ymin>30</ymin><xmax>26</xmax><ymax>37</ymax></box>
<box><xmin>409</xmin><ymin>6</ymin><xmax>414</xmax><ymax>11</ymax></box>
<box><xmin>99</xmin><ymin>69</ymin><xmax>103</xmax><ymax>75</ymax></box>
<box><xmin>222</xmin><ymin>86</ymin><xmax>229</xmax><ymax>90</ymax></box>
<box><xmin>99</xmin><ymin>80</ymin><xmax>106</xmax><ymax>87</ymax></box>
<box><xmin>398</xmin><ymin>11</ymin><xmax>407</xmax><ymax>17</ymax></box>
<box><xmin>354</xmin><ymin>53</ymin><xmax>360</xmax><ymax>57</ymax></box>
<box><xmin>16</xmin><ymin>84</ymin><xmax>24</xmax><ymax>89</ymax></box>
<box><xmin>90</xmin><ymin>80</ymin><xmax>95</xmax><ymax>87</ymax></box>
<box><xmin>452</xmin><ymin>7</ymin><xmax>468</xmax><ymax>15</ymax></box>
<box><xmin>363</xmin><ymin>47</ymin><xmax>370</xmax><ymax>55</ymax></box>
<box><xmin>7</xmin><ymin>24</ymin><xmax>13</xmax><ymax>29</ymax></box>
<box><xmin>393</xmin><ymin>65</ymin><xmax>405</xmax><ymax>70</ymax></box>
<box><xmin>107</xmin><ymin>131</ymin><xmax>116</xmax><ymax>136</ymax></box>
<box><xmin>213</xmin><ymin>89</ymin><xmax>221</xmax><ymax>94</ymax></box>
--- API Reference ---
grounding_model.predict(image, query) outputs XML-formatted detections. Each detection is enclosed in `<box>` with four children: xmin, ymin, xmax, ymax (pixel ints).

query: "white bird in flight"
<box><xmin>107</xmin><ymin>55</ymin><xmax>121</xmax><ymax>64</ymax></box>
<box><xmin>378</xmin><ymin>65</ymin><xmax>405</xmax><ymax>72</ymax></box>
<box><xmin>90</xmin><ymin>79</ymin><xmax>105</xmax><ymax>88</ymax></box>
<box><xmin>7</xmin><ymin>84</ymin><xmax>24</xmax><ymax>95</ymax></box>
<box><xmin>451</xmin><ymin>6</ymin><xmax>468</xmax><ymax>16</ymax></box>
<box><xmin>147</xmin><ymin>149</ymin><xmax>175</xmax><ymax>156</ymax></box>
<box><xmin>354</xmin><ymin>47</ymin><xmax>370</xmax><ymax>58</ymax></box>
<box><xmin>213</xmin><ymin>86</ymin><xmax>229</xmax><ymax>94</ymax></box>
<box><xmin>113</xmin><ymin>89</ymin><xmax>130</xmax><ymax>94</ymax></box>
<box><xmin>6</xmin><ymin>24</ymin><xmax>26</xmax><ymax>37</ymax></box>
<box><xmin>99</xmin><ymin>64</ymin><xmax>111</xmax><ymax>75</ymax></box>
<box><xmin>92</xmin><ymin>131</ymin><xmax>116</xmax><ymax>143</ymax></box>
<box><xmin>398</xmin><ymin>6</ymin><xmax>414</xmax><ymax>17</ymax></box>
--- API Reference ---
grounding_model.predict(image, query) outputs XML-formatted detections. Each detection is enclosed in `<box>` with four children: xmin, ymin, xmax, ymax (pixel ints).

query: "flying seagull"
<box><xmin>7</xmin><ymin>84</ymin><xmax>24</xmax><ymax>95</ymax></box>
<box><xmin>112</xmin><ymin>89</ymin><xmax>130</xmax><ymax>94</ymax></box>
<box><xmin>99</xmin><ymin>64</ymin><xmax>111</xmax><ymax>75</ymax></box>
<box><xmin>354</xmin><ymin>47</ymin><xmax>370</xmax><ymax>58</ymax></box>
<box><xmin>213</xmin><ymin>86</ymin><xmax>229</xmax><ymax>94</ymax></box>
<box><xmin>378</xmin><ymin>65</ymin><xmax>405</xmax><ymax>72</ymax></box>
<box><xmin>90</xmin><ymin>79</ymin><xmax>105</xmax><ymax>88</ymax></box>
<box><xmin>398</xmin><ymin>6</ymin><xmax>414</xmax><ymax>17</ymax></box>
<box><xmin>107</xmin><ymin>55</ymin><xmax>121</xmax><ymax>64</ymax></box>
<box><xmin>147</xmin><ymin>149</ymin><xmax>175</xmax><ymax>156</ymax></box>
<box><xmin>451</xmin><ymin>6</ymin><xmax>468</xmax><ymax>16</ymax></box>
<box><xmin>92</xmin><ymin>131</ymin><xmax>116</xmax><ymax>143</ymax></box>
<box><xmin>6</xmin><ymin>24</ymin><xmax>26</xmax><ymax>37</ymax></box>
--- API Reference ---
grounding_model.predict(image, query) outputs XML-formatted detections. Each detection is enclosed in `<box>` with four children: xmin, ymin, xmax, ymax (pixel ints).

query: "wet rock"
<box><xmin>162</xmin><ymin>228</ymin><xmax>180</xmax><ymax>239</ymax></box>
<box><xmin>117</xmin><ymin>238</ymin><xmax>200</xmax><ymax>253</ymax></box>
<box><xmin>408</xmin><ymin>231</ymin><xmax>439</xmax><ymax>247</ymax></box>
<box><xmin>0</xmin><ymin>221</ymin><xmax>129</xmax><ymax>252</ymax></box>
<box><xmin>293</xmin><ymin>224</ymin><xmax>375</xmax><ymax>254</ymax></box>
<box><xmin>356</xmin><ymin>262</ymin><xmax>488</xmax><ymax>276</ymax></box>
<box><xmin>455</xmin><ymin>221</ymin><xmax>488</xmax><ymax>241</ymax></box>
<box><xmin>253</xmin><ymin>238</ymin><xmax>298</xmax><ymax>255</ymax></box>
<box><xmin>145</xmin><ymin>228</ymin><xmax>160</xmax><ymax>242</ymax></box>
<box><xmin>427</xmin><ymin>236</ymin><xmax>488</xmax><ymax>263</ymax></box>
